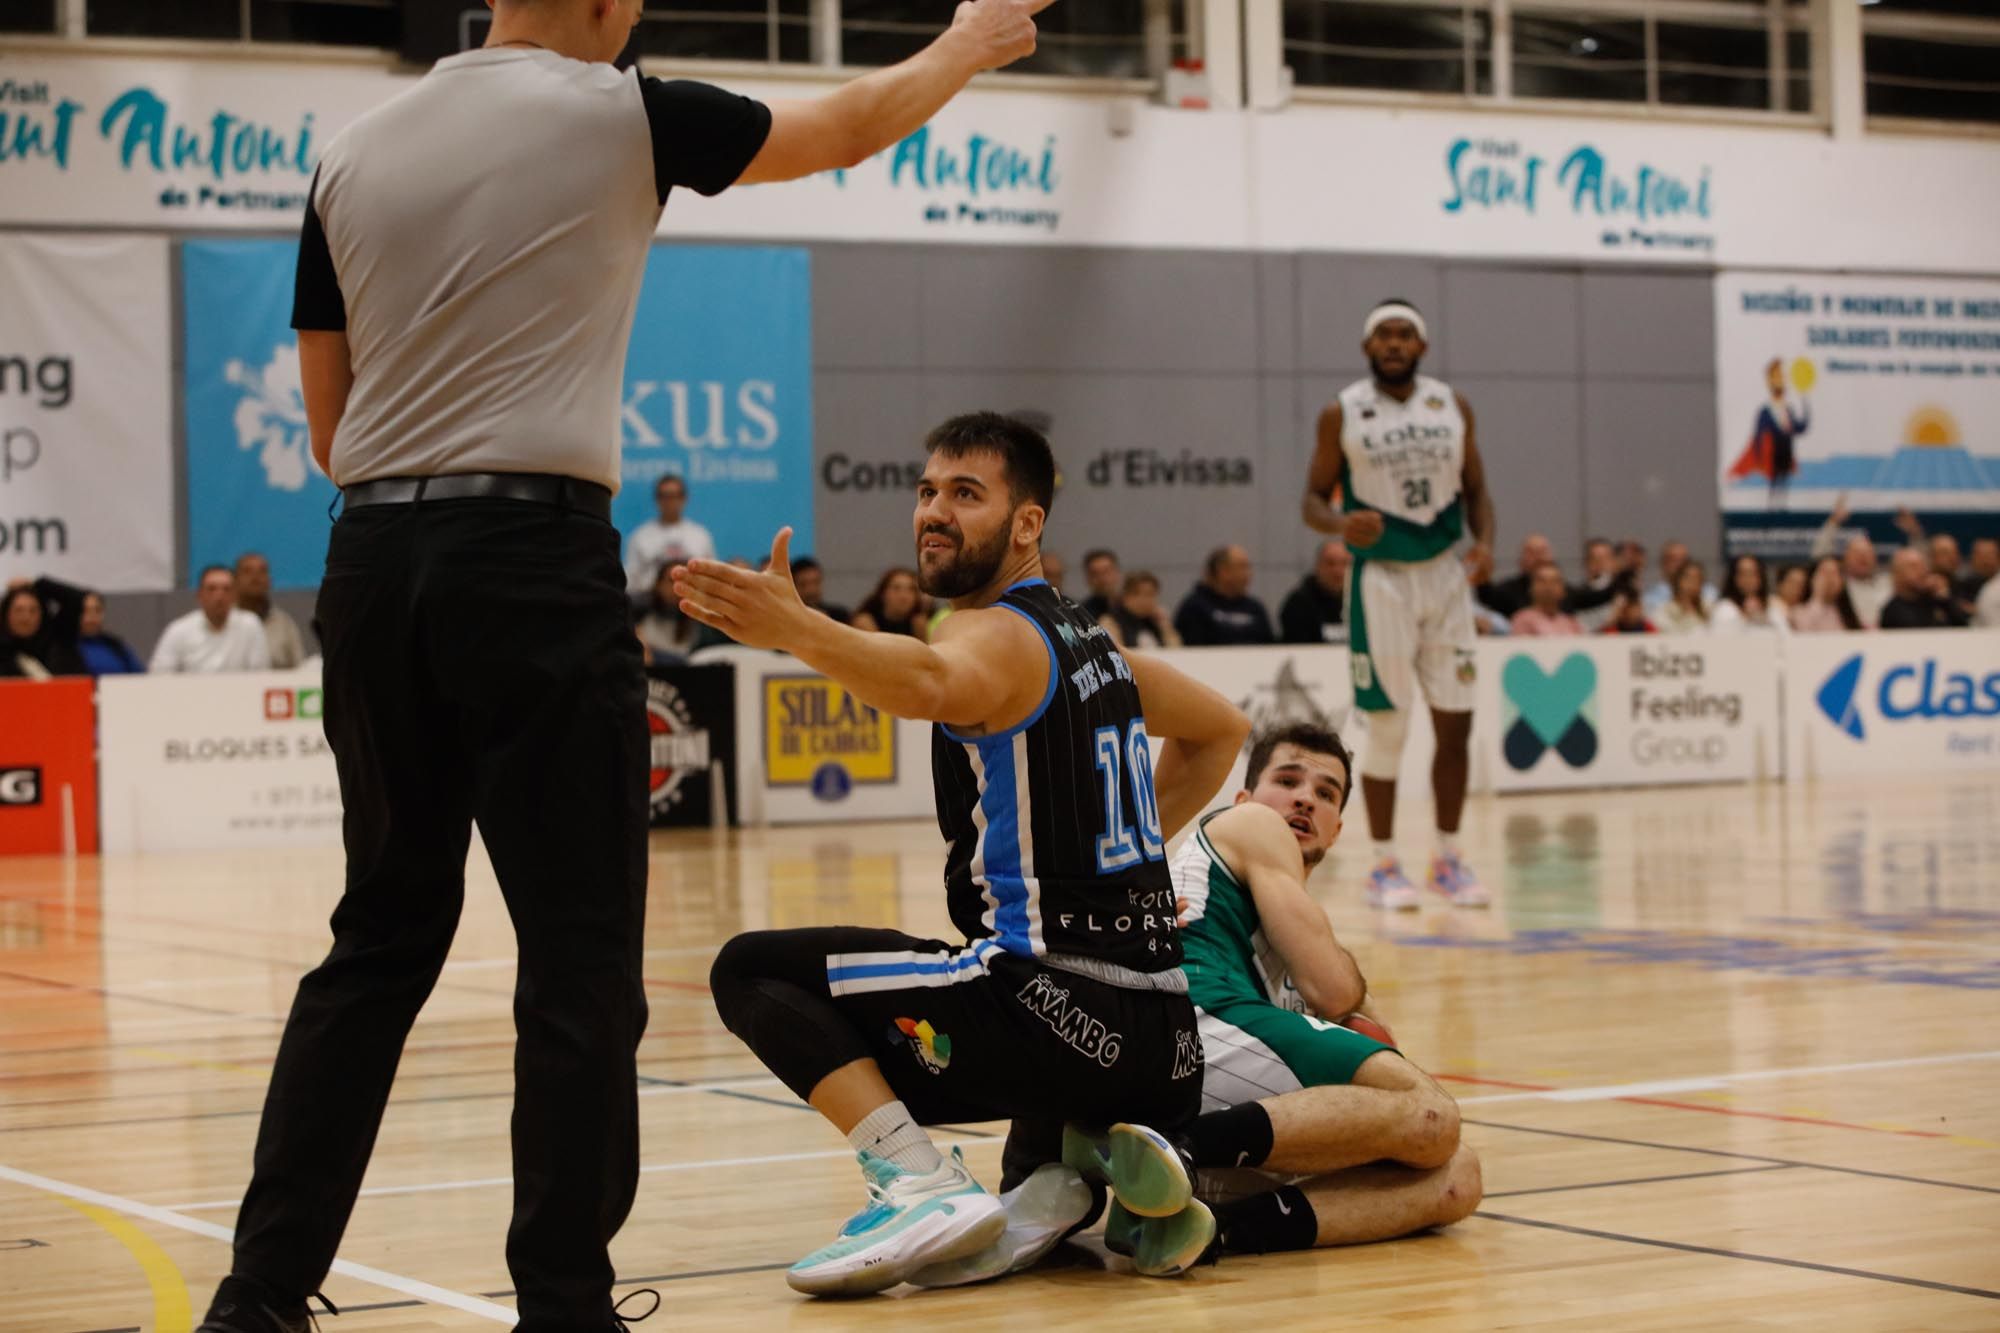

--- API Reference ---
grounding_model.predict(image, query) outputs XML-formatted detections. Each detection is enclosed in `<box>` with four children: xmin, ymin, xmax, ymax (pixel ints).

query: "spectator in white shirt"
<box><xmin>623</xmin><ymin>473</ymin><xmax>715</xmax><ymax>594</ymax></box>
<box><xmin>1654</xmin><ymin>560</ymin><xmax>1712</xmax><ymax>635</ymax></box>
<box><xmin>1809</xmin><ymin>495</ymin><xmax>1923</xmax><ymax>629</ymax></box>
<box><xmin>150</xmin><ymin>566</ymin><xmax>271</xmax><ymax>674</ymax></box>
<box><xmin>234</xmin><ymin>551</ymin><xmax>308</xmax><ymax>669</ymax></box>
<box><xmin>1710</xmin><ymin>553</ymin><xmax>1786</xmax><ymax>634</ymax></box>
<box><xmin>1977</xmin><ymin>571</ymin><xmax>2000</xmax><ymax>629</ymax></box>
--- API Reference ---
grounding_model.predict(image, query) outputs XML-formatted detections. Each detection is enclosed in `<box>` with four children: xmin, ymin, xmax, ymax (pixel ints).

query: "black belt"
<box><xmin>342</xmin><ymin>472</ymin><xmax>612</xmax><ymax>522</ymax></box>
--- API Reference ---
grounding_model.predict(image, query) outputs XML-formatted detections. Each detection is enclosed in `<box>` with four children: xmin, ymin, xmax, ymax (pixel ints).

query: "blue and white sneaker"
<box><xmin>909</xmin><ymin>1163</ymin><xmax>1101</xmax><ymax>1288</ymax></box>
<box><xmin>1366</xmin><ymin>858</ymin><xmax>1421</xmax><ymax>911</ymax></box>
<box><xmin>1428</xmin><ymin>852</ymin><xmax>1490</xmax><ymax>907</ymax></box>
<box><xmin>785</xmin><ymin>1149</ymin><xmax>1006</xmax><ymax>1297</ymax></box>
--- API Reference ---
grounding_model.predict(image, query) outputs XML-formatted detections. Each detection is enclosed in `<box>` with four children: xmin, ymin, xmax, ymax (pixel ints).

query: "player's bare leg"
<box><xmin>1425</xmin><ymin>708</ymin><xmax>1488</xmax><ymax>905</ymax></box>
<box><xmin>1292</xmin><ymin>1147</ymin><xmax>1483</xmax><ymax>1246</ymax></box>
<box><xmin>1254</xmin><ymin>1052</ymin><xmax>1462</xmax><ymax>1176</ymax></box>
<box><xmin>1360</xmin><ymin>711</ymin><xmax>1419</xmax><ymax>909</ymax></box>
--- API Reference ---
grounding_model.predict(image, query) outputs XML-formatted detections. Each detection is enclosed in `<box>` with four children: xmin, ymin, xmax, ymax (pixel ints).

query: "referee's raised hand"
<box><xmin>949</xmin><ymin>0</ymin><xmax>1054</xmax><ymax>70</ymax></box>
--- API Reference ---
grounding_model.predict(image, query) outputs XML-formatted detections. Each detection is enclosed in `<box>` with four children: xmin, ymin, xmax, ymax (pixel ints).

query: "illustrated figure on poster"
<box><xmin>1727</xmin><ymin>357</ymin><xmax>1812</xmax><ymax>508</ymax></box>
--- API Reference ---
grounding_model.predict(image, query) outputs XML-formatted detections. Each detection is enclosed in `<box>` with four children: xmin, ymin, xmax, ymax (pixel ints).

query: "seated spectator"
<box><xmin>1571</xmin><ymin>537</ymin><xmax>1623</xmax><ymax>632</ymax></box>
<box><xmin>788</xmin><ymin>556</ymin><xmax>850</xmax><ymax>625</ymax></box>
<box><xmin>1079</xmin><ymin>548</ymin><xmax>1122</xmax><ymax>620</ymax></box>
<box><xmin>1175</xmin><ymin>546</ymin><xmax>1275</xmax><ymax>646</ymax></box>
<box><xmin>1880</xmin><ymin>547</ymin><xmax>1967</xmax><ymax>629</ymax></box>
<box><xmin>1478</xmin><ymin>533</ymin><xmax>1554</xmax><ymax>621</ymax></box>
<box><xmin>235</xmin><ymin>552</ymin><xmax>307</xmax><ymax>668</ymax></box>
<box><xmin>1789</xmin><ymin>557</ymin><xmax>1860</xmax><ymax>633</ymax></box>
<box><xmin>624</xmin><ymin>473</ymin><xmax>716</xmax><ymax>594</ymax></box>
<box><xmin>852</xmin><ymin>567</ymin><xmax>930</xmax><ymax>641</ymax></box>
<box><xmin>1655</xmin><ymin>560</ymin><xmax>1712</xmax><ymax>635</ymax></box>
<box><xmin>1774</xmin><ymin>563</ymin><xmax>1810</xmax><ymax>614</ymax></box>
<box><xmin>150</xmin><ymin>566</ymin><xmax>271</xmax><ymax>673</ymax></box>
<box><xmin>77</xmin><ymin>591</ymin><xmax>145</xmax><ymax>675</ymax></box>
<box><xmin>1278</xmin><ymin>540</ymin><xmax>1348</xmax><ymax>644</ymax></box>
<box><xmin>1616</xmin><ymin>539</ymin><xmax>1647</xmax><ymax>581</ymax></box>
<box><xmin>1100</xmin><ymin>571</ymin><xmax>1179</xmax><ymax>650</ymax></box>
<box><xmin>1962</xmin><ymin>537</ymin><xmax>1998</xmax><ymax>601</ymax></box>
<box><xmin>1810</xmin><ymin>496</ymin><xmax>1922</xmax><ymax>628</ymax></box>
<box><xmin>1041</xmin><ymin>551</ymin><xmax>1066</xmax><ymax>596</ymax></box>
<box><xmin>1643</xmin><ymin>541</ymin><xmax>1716</xmax><ymax>613</ymax></box>
<box><xmin>1509</xmin><ymin>563</ymin><xmax>1582</xmax><ymax>637</ymax></box>
<box><xmin>1711</xmin><ymin>554</ymin><xmax>1784</xmax><ymax>633</ymax></box>
<box><xmin>1978</xmin><ymin>568</ymin><xmax>2000</xmax><ymax>628</ymax></box>
<box><xmin>633</xmin><ymin>567</ymin><xmax>711</xmax><ymax>664</ymax></box>
<box><xmin>1601</xmin><ymin>590</ymin><xmax>1655</xmax><ymax>634</ymax></box>
<box><xmin>1</xmin><ymin>580</ymin><xmax>85</xmax><ymax>679</ymax></box>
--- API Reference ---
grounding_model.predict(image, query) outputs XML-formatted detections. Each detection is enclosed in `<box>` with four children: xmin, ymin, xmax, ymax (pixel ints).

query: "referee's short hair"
<box><xmin>925</xmin><ymin>411</ymin><xmax>1057</xmax><ymax>514</ymax></box>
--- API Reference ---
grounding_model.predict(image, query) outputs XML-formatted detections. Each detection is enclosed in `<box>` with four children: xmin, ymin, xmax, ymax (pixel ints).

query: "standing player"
<box><xmin>1172</xmin><ymin>723</ymin><xmax>1481</xmax><ymax>1254</ymax></box>
<box><xmin>678</xmin><ymin>413</ymin><xmax>1250</xmax><ymax>1294</ymax></box>
<box><xmin>1303</xmin><ymin>301</ymin><xmax>1495</xmax><ymax>909</ymax></box>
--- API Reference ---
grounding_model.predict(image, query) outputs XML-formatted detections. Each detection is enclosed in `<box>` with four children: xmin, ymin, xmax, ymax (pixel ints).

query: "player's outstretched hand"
<box><xmin>1464</xmin><ymin>541</ymin><xmax>1494</xmax><ymax>586</ymax></box>
<box><xmin>1343</xmin><ymin>511</ymin><xmax>1385</xmax><ymax>549</ymax></box>
<box><xmin>673</xmin><ymin>527</ymin><xmax>809</xmax><ymax>652</ymax></box>
<box><xmin>950</xmin><ymin>0</ymin><xmax>1050</xmax><ymax>71</ymax></box>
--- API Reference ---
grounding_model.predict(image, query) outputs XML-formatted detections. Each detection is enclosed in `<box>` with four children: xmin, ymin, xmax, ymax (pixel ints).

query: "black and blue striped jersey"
<box><xmin>930</xmin><ymin>580</ymin><xmax>1180</xmax><ymax>976</ymax></box>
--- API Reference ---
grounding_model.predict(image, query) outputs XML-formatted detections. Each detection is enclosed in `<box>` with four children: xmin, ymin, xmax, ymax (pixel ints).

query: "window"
<box><xmin>837</xmin><ymin>0</ymin><xmax>1177</xmax><ymax>78</ymax></box>
<box><xmin>252</xmin><ymin>0</ymin><xmax>398</xmax><ymax>49</ymax></box>
<box><xmin>1283</xmin><ymin>0</ymin><xmax>1489</xmax><ymax>96</ymax></box>
<box><xmin>86</xmin><ymin>0</ymin><xmax>241</xmax><ymax>39</ymax></box>
<box><xmin>0</xmin><ymin>0</ymin><xmax>57</xmax><ymax>35</ymax></box>
<box><xmin>640</xmin><ymin>2</ymin><xmax>813</xmax><ymax>65</ymax></box>
<box><xmin>1512</xmin><ymin>11</ymin><xmax>1647</xmax><ymax>104</ymax></box>
<box><xmin>1865</xmin><ymin>29</ymin><xmax>2000</xmax><ymax>124</ymax></box>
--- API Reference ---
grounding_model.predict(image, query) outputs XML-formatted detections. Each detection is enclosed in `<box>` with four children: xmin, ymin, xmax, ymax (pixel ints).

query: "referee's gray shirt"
<box><xmin>293</xmin><ymin>48</ymin><xmax>771</xmax><ymax>493</ymax></box>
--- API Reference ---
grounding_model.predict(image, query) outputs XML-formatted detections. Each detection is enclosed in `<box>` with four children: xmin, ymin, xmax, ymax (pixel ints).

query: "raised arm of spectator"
<box><xmin>1123</xmin><ymin>650</ymin><xmax>1251</xmax><ymax>842</ymax></box>
<box><xmin>735</xmin><ymin>0</ymin><xmax>1050</xmax><ymax>185</ymax></box>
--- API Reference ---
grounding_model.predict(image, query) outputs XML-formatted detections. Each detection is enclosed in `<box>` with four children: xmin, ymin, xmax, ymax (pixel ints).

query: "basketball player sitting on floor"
<box><xmin>1165</xmin><ymin>722</ymin><xmax>1482</xmax><ymax>1255</ymax></box>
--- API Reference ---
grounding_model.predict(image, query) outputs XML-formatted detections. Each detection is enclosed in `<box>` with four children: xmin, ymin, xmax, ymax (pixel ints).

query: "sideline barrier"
<box><xmin>0</xmin><ymin>679</ymin><xmax>98</xmax><ymax>855</ymax></box>
<box><xmin>99</xmin><ymin>668</ymin><xmax>338</xmax><ymax>855</ymax></box>
<box><xmin>28</xmin><ymin>629</ymin><xmax>2000</xmax><ymax>855</ymax></box>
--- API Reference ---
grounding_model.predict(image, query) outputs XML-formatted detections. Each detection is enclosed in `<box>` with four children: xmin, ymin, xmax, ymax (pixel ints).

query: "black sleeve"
<box><xmin>292</xmin><ymin>168</ymin><xmax>347</xmax><ymax>332</ymax></box>
<box><xmin>1566</xmin><ymin>580</ymin><xmax>1619</xmax><ymax>614</ymax></box>
<box><xmin>32</xmin><ymin>577</ymin><xmax>84</xmax><ymax>647</ymax></box>
<box><xmin>640</xmin><ymin>77</ymin><xmax>773</xmax><ymax>204</ymax></box>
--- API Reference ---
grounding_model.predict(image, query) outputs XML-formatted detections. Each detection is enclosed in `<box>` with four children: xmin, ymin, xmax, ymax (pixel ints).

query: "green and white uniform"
<box><xmin>1333</xmin><ymin>374</ymin><xmax>1477</xmax><ymax>713</ymax></box>
<box><xmin>1172</xmin><ymin>814</ymin><xmax>1393</xmax><ymax>1116</ymax></box>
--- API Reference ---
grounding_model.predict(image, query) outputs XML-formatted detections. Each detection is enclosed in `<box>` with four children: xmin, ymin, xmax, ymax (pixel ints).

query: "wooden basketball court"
<box><xmin>3</xmin><ymin>775</ymin><xmax>1996</xmax><ymax>1330</ymax></box>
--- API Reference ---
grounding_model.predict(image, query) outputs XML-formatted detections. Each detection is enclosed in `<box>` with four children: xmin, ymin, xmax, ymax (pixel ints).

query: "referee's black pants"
<box><xmin>229</xmin><ymin>498</ymin><xmax>650</xmax><ymax>1331</ymax></box>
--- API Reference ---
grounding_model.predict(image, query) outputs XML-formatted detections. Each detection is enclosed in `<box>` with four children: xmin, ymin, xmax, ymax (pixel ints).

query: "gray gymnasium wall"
<box><xmin>808</xmin><ymin>242</ymin><xmax>1721</xmax><ymax>612</ymax></box>
<box><xmin>105</xmin><ymin>242</ymin><xmax>1718</xmax><ymax>652</ymax></box>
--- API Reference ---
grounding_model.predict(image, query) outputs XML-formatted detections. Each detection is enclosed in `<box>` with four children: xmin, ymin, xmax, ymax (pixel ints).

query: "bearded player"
<box><xmin>1304</xmin><ymin>300</ymin><xmax>1495</xmax><ymax>909</ymax></box>
<box><xmin>1169</xmin><ymin>723</ymin><xmax>1481</xmax><ymax>1255</ymax></box>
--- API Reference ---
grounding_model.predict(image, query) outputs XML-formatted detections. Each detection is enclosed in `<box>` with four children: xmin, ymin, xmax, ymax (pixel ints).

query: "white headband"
<box><xmin>1363</xmin><ymin>303</ymin><xmax>1428</xmax><ymax>341</ymax></box>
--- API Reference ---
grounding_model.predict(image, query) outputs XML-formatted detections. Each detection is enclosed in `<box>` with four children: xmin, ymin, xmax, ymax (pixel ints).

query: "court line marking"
<box><xmin>1483</xmin><ymin>1163</ymin><xmax>1797</xmax><ymax>1199</ymax></box>
<box><xmin>331</xmin><ymin>1261</ymin><xmax>800</xmax><ymax>1316</ymax></box>
<box><xmin>0</xmin><ymin>1161</ymin><xmax>518</xmax><ymax>1324</ymax></box>
<box><xmin>60</xmin><ymin>1199</ymin><xmax>194</xmax><ymax>1333</ymax></box>
<box><xmin>1453</xmin><ymin>1049</ymin><xmax>2000</xmax><ymax>1106</ymax></box>
<box><xmin>156</xmin><ymin>1139</ymin><xmax>1007</xmax><ymax>1213</ymax></box>
<box><xmin>1464</xmin><ymin>1119</ymin><xmax>2000</xmax><ymax>1196</ymax></box>
<box><xmin>1478</xmin><ymin>1211</ymin><xmax>2000</xmax><ymax>1301</ymax></box>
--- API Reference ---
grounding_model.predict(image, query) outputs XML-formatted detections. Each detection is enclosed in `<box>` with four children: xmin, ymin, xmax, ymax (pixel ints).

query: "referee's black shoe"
<box><xmin>196</xmin><ymin>1277</ymin><xmax>336</xmax><ymax>1333</ymax></box>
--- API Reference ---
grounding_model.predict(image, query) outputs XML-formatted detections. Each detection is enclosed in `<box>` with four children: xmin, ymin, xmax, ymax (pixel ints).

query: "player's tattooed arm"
<box><xmin>1122</xmin><ymin>651</ymin><xmax>1250</xmax><ymax>842</ymax></box>
<box><xmin>1207</xmin><ymin>803</ymin><xmax>1366</xmax><ymax>1018</ymax></box>
<box><xmin>1458</xmin><ymin>393</ymin><xmax>1496</xmax><ymax>586</ymax></box>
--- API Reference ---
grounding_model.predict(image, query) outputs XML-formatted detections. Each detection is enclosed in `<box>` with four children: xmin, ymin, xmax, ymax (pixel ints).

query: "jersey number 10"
<box><xmin>1093</xmin><ymin>722</ymin><xmax>1166</xmax><ymax>872</ymax></box>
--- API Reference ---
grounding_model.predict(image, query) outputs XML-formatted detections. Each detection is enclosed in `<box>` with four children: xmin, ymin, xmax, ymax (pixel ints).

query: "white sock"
<box><xmin>1437</xmin><ymin>832</ymin><xmax>1461</xmax><ymax>860</ymax></box>
<box><xmin>1373</xmin><ymin>840</ymin><xmax>1397</xmax><ymax>865</ymax></box>
<box><xmin>848</xmin><ymin>1101</ymin><xmax>943</xmax><ymax>1174</ymax></box>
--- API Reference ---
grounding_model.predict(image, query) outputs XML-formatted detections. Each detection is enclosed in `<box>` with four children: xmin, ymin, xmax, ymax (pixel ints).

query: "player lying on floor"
<box><xmin>955</xmin><ymin>722</ymin><xmax>1481</xmax><ymax>1282</ymax></box>
<box><xmin>1171</xmin><ymin>721</ymin><xmax>1482</xmax><ymax>1254</ymax></box>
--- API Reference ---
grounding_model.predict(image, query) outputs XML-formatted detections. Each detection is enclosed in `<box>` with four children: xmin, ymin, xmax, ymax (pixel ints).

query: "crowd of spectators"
<box><xmin>2</xmin><ymin>552</ymin><xmax>309</xmax><ymax>681</ymax></box>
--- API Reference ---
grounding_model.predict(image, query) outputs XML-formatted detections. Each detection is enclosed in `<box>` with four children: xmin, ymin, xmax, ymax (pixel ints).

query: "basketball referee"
<box><xmin>196</xmin><ymin>2</ymin><xmax>1055</xmax><ymax>1330</ymax></box>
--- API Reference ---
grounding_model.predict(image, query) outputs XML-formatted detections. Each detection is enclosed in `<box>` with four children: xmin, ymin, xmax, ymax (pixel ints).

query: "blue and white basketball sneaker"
<box><xmin>1366</xmin><ymin>858</ymin><xmax>1421</xmax><ymax>911</ymax></box>
<box><xmin>785</xmin><ymin>1148</ymin><xmax>1006</xmax><ymax>1297</ymax></box>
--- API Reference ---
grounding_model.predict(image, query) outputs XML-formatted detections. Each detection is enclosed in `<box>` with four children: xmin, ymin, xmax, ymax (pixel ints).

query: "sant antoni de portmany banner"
<box><xmin>1716</xmin><ymin>272</ymin><xmax>2000</xmax><ymax>561</ymax></box>
<box><xmin>0</xmin><ymin>233</ymin><xmax>174</xmax><ymax>591</ymax></box>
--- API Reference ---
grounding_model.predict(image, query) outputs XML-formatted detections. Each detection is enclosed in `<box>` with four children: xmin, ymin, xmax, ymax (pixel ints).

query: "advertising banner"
<box><xmin>0</xmin><ymin>679</ymin><xmax>98</xmax><ymax>855</ymax></box>
<box><xmin>1716</xmin><ymin>271</ymin><xmax>2000</xmax><ymax>562</ymax></box>
<box><xmin>1484</xmin><ymin>634</ymin><xmax>1781</xmax><ymax>792</ymax></box>
<box><xmin>0</xmin><ymin>233</ymin><xmax>174</xmax><ymax>591</ymax></box>
<box><xmin>1783</xmin><ymin>629</ymin><xmax>2000</xmax><ymax>781</ymax></box>
<box><xmin>646</xmin><ymin>662</ymin><xmax>736</xmax><ymax>829</ymax></box>
<box><xmin>181</xmin><ymin>240</ymin><xmax>813</xmax><ymax>586</ymax></box>
<box><xmin>98</xmin><ymin>670</ymin><xmax>342</xmax><ymax>854</ymax></box>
